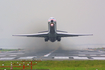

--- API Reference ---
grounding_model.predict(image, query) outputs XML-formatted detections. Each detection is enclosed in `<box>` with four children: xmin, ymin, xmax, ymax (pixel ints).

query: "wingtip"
<box><xmin>12</xmin><ymin>35</ymin><xmax>15</xmax><ymax>36</ymax></box>
<box><xmin>90</xmin><ymin>34</ymin><xmax>93</xmax><ymax>36</ymax></box>
<box><xmin>12</xmin><ymin>35</ymin><xmax>17</xmax><ymax>36</ymax></box>
<box><xmin>86</xmin><ymin>34</ymin><xmax>93</xmax><ymax>36</ymax></box>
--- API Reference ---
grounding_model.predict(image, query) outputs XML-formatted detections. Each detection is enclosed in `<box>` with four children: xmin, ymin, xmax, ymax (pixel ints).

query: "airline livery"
<box><xmin>13</xmin><ymin>17</ymin><xmax>93</xmax><ymax>42</ymax></box>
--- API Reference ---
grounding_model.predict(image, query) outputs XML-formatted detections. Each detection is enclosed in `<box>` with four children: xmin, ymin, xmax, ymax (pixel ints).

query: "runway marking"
<box><xmin>9</xmin><ymin>53</ymin><xmax>24</xmax><ymax>54</ymax></box>
<box><xmin>78</xmin><ymin>54</ymin><xmax>86</xmax><ymax>56</ymax></box>
<box><xmin>44</xmin><ymin>53</ymin><xmax>51</xmax><ymax>57</ymax></box>
<box><xmin>0</xmin><ymin>53</ymin><xmax>6</xmax><ymax>54</ymax></box>
<box><xmin>18</xmin><ymin>57</ymin><xmax>31</xmax><ymax>59</ymax></box>
<box><xmin>9</xmin><ymin>55</ymin><xmax>17</xmax><ymax>56</ymax></box>
<box><xmin>73</xmin><ymin>56</ymin><xmax>88</xmax><ymax>59</ymax></box>
<box><xmin>26</xmin><ymin>56</ymin><xmax>37</xmax><ymax>58</ymax></box>
<box><xmin>89</xmin><ymin>55</ymin><xmax>97</xmax><ymax>56</ymax></box>
<box><xmin>26</xmin><ymin>56</ymin><xmax>36</xmax><ymax>58</ymax></box>
<box><xmin>0</xmin><ymin>53</ymin><xmax>24</xmax><ymax>54</ymax></box>
<box><xmin>0</xmin><ymin>55</ymin><xmax>6</xmax><ymax>57</ymax></box>
<box><xmin>18</xmin><ymin>56</ymin><xmax>36</xmax><ymax>60</ymax></box>
<box><xmin>53</xmin><ymin>57</ymin><xmax>69</xmax><ymax>59</ymax></box>
<box><xmin>98</xmin><ymin>51</ymin><xmax>105</xmax><ymax>53</ymax></box>
<box><xmin>39</xmin><ymin>45</ymin><xmax>60</xmax><ymax>59</ymax></box>
<box><xmin>0</xmin><ymin>57</ymin><xmax>15</xmax><ymax>60</ymax></box>
<box><xmin>92</xmin><ymin>57</ymin><xmax>105</xmax><ymax>60</ymax></box>
<box><xmin>100</xmin><ymin>55</ymin><xmax>105</xmax><ymax>56</ymax></box>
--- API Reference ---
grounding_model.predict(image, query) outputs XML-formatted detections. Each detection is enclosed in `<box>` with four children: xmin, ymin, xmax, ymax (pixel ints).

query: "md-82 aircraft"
<box><xmin>13</xmin><ymin>17</ymin><xmax>93</xmax><ymax>42</ymax></box>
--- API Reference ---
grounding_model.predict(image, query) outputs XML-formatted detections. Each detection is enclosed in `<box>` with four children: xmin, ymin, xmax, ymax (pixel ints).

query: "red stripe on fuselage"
<box><xmin>48</xmin><ymin>19</ymin><xmax>56</xmax><ymax>22</ymax></box>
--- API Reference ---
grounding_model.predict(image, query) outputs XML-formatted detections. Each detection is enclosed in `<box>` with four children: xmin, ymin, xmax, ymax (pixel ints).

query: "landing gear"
<box><xmin>45</xmin><ymin>39</ymin><xmax>48</xmax><ymax>42</ymax></box>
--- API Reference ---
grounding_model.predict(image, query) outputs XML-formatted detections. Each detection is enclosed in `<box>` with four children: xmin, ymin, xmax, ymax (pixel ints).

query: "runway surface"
<box><xmin>0</xmin><ymin>49</ymin><xmax>105</xmax><ymax>60</ymax></box>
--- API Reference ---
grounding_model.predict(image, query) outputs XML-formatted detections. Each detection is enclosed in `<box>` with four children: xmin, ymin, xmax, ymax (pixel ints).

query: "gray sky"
<box><xmin>0</xmin><ymin>0</ymin><xmax>105</xmax><ymax>50</ymax></box>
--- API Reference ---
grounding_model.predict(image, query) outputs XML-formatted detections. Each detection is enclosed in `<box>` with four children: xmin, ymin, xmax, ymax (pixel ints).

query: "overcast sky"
<box><xmin>0</xmin><ymin>0</ymin><xmax>105</xmax><ymax>50</ymax></box>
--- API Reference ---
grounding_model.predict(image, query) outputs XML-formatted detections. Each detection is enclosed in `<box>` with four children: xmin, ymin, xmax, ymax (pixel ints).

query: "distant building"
<box><xmin>18</xmin><ymin>48</ymin><xmax>21</xmax><ymax>50</ymax></box>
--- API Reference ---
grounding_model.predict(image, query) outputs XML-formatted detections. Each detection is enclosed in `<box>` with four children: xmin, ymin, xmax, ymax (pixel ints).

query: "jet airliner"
<box><xmin>13</xmin><ymin>17</ymin><xmax>93</xmax><ymax>42</ymax></box>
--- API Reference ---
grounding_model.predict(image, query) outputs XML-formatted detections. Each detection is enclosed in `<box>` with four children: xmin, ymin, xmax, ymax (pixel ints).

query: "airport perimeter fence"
<box><xmin>0</xmin><ymin>69</ymin><xmax>49</xmax><ymax>70</ymax></box>
<box><xmin>0</xmin><ymin>60</ymin><xmax>50</xmax><ymax>70</ymax></box>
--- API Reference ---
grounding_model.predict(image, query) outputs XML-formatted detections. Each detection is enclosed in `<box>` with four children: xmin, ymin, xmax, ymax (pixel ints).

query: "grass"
<box><xmin>0</xmin><ymin>49</ymin><xmax>19</xmax><ymax>51</ymax></box>
<box><xmin>0</xmin><ymin>60</ymin><xmax>105</xmax><ymax>70</ymax></box>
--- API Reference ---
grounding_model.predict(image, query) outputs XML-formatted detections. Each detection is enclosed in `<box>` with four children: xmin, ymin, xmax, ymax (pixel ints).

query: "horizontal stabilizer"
<box><xmin>38</xmin><ymin>30</ymin><xmax>48</xmax><ymax>33</ymax></box>
<box><xmin>57</xmin><ymin>30</ymin><xmax>67</xmax><ymax>33</ymax></box>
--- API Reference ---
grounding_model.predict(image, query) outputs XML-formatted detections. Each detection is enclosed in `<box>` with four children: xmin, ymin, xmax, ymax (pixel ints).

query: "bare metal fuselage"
<box><xmin>48</xmin><ymin>21</ymin><xmax>57</xmax><ymax>42</ymax></box>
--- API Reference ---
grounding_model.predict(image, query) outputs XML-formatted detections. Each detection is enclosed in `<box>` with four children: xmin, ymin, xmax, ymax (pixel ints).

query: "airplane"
<box><xmin>13</xmin><ymin>17</ymin><xmax>93</xmax><ymax>42</ymax></box>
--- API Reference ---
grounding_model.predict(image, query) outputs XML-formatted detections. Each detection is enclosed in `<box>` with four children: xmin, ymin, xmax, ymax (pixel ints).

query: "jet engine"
<box><xmin>56</xmin><ymin>37</ymin><xmax>61</xmax><ymax>41</ymax></box>
<box><xmin>45</xmin><ymin>37</ymin><xmax>49</xmax><ymax>42</ymax></box>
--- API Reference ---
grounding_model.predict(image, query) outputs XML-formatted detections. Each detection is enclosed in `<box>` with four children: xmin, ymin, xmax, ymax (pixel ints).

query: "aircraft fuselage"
<box><xmin>48</xmin><ymin>18</ymin><xmax>57</xmax><ymax>42</ymax></box>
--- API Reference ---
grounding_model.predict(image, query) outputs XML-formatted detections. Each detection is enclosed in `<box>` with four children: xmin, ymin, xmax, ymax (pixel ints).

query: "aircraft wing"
<box><xmin>57</xmin><ymin>32</ymin><xmax>93</xmax><ymax>37</ymax></box>
<box><xmin>12</xmin><ymin>32</ymin><xmax>48</xmax><ymax>37</ymax></box>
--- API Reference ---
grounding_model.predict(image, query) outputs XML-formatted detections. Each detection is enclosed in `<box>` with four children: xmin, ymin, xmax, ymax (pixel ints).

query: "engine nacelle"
<box><xmin>44</xmin><ymin>37</ymin><xmax>49</xmax><ymax>42</ymax></box>
<box><xmin>56</xmin><ymin>37</ymin><xmax>61</xmax><ymax>41</ymax></box>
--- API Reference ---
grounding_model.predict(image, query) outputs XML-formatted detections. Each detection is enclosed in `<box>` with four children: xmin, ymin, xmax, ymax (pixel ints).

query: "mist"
<box><xmin>0</xmin><ymin>0</ymin><xmax>105</xmax><ymax>51</ymax></box>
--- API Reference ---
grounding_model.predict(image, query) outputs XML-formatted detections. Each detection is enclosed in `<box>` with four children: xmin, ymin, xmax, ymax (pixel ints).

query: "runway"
<box><xmin>0</xmin><ymin>49</ymin><xmax>105</xmax><ymax>60</ymax></box>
